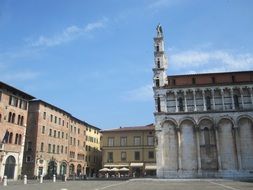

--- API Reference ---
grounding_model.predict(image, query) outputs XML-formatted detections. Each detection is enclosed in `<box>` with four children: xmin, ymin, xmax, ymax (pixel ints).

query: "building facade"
<box><xmin>0</xmin><ymin>82</ymin><xmax>34</xmax><ymax>180</ymax></box>
<box><xmin>153</xmin><ymin>26</ymin><xmax>253</xmax><ymax>178</ymax></box>
<box><xmin>85</xmin><ymin>125</ymin><xmax>101</xmax><ymax>177</ymax></box>
<box><xmin>101</xmin><ymin>124</ymin><xmax>156</xmax><ymax>177</ymax></box>
<box><xmin>22</xmin><ymin>100</ymin><xmax>90</xmax><ymax>179</ymax></box>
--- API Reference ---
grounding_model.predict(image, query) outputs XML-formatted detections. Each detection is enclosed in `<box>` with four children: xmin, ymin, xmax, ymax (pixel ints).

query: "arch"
<box><xmin>0</xmin><ymin>113</ymin><xmax>2</xmax><ymax>122</ymax></box>
<box><xmin>69</xmin><ymin>164</ymin><xmax>75</xmax><ymax>175</ymax></box>
<box><xmin>8</xmin><ymin>112</ymin><xmax>12</xmax><ymax>122</ymax></box>
<box><xmin>160</xmin><ymin>118</ymin><xmax>178</xmax><ymax>128</ymax></box>
<box><xmin>60</xmin><ymin>162</ymin><xmax>67</xmax><ymax>176</ymax></box>
<box><xmin>197</xmin><ymin>116</ymin><xmax>214</xmax><ymax>126</ymax></box>
<box><xmin>4</xmin><ymin>156</ymin><xmax>16</xmax><ymax>179</ymax></box>
<box><xmin>179</xmin><ymin>118</ymin><xmax>198</xmax><ymax>170</ymax></box>
<box><xmin>20</xmin><ymin>116</ymin><xmax>24</xmax><ymax>126</ymax></box>
<box><xmin>17</xmin><ymin>115</ymin><xmax>21</xmax><ymax>125</ymax></box>
<box><xmin>77</xmin><ymin>164</ymin><xmax>82</xmax><ymax>176</ymax></box>
<box><xmin>47</xmin><ymin>160</ymin><xmax>57</xmax><ymax>177</ymax></box>
<box><xmin>237</xmin><ymin>116</ymin><xmax>253</xmax><ymax>169</ymax></box>
<box><xmin>236</xmin><ymin>115</ymin><xmax>253</xmax><ymax>125</ymax></box>
<box><xmin>179</xmin><ymin>117</ymin><xmax>197</xmax><ymax>128</ymax></box>
<box><xmin>217</xmin><ymin>117</ymin><xmax>237</xmax><ymax>170</ymax></box>
<box><xmin>162</xmin><ymin>120</ymin><xmax>178</xmax><ymax>170</ymax></box>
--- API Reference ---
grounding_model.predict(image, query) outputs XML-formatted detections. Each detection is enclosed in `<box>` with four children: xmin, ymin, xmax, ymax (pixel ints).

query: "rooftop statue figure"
<box><xmin>156</xmin><ymin>24</ymin><xmax>163</xmax><ymax>36</ymax></box>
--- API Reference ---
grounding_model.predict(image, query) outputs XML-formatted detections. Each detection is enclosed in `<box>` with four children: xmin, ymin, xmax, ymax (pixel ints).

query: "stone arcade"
<box><xmin>153</xmin><ymin>26</ymin><xmax>253</xmax><ymax>178</ymax></box>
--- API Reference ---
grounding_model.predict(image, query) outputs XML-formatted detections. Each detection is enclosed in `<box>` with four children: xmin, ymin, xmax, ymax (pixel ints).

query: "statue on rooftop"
<box><xmin>156</xmin><ymin>23</ymin><xmax>163</xmax><ymax>36</ymax></box>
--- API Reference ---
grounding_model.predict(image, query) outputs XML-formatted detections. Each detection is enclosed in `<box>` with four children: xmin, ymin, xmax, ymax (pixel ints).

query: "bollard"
<box><xmin>40</xmin><ymin>175</ymin><xmax>43</xmax><ymax>183</ymax></box>
<box><xmin>24</xmin><ymin>175</ymin><xmax>27</xmax><ymax>184</ymax></box>
<box><xmin>3</xmin><ymin>176</ymin><xmax>7</xmax><ymax>186</ymax></box>
<box><xmin>53</xmin><ymin>174</ymin><xmax>56</xmax><ymax>182</ymax></box>
<box><xmin>64</xmin><ymin>174</ymin><xmax>67</xmax><ymax>182</ymax></box>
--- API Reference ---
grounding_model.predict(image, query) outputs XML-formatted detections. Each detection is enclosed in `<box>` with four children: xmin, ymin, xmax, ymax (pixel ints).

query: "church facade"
<box><xmin>153</xmin><ymin>26</ymin><xmax>253</xmax><ymax>178</ymax></box>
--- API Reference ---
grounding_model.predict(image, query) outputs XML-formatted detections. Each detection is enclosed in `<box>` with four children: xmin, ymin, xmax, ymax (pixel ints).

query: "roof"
<box><xmin>0</xmin><ymin>81</ymin><xmax>35</xmax><ymax>100</ymax></box>
<box><xmin>30</xmin><ymin>99</ymin><xmax>100</xmax><ymax>129</ymax></box>
<box><xmin>101</xmin><ymin>124</ymin><xmax>154</xmax><ymax>133</ymax></box>
<box><xmin>167</xmin><ymin>70</ymin><xmax>253</xmax><ymax>78</ymax></box>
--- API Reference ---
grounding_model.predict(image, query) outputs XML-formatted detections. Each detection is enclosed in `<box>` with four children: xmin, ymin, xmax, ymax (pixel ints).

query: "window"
<box><xmin>52</xmin><ymin>144</ymin><xmax>55</xmax><ymax>153</ymax></box>
<box><xmin>43</xmin><ymin>112</ymin><xmax>46</xmax><ymax>120</ymax></box>
<box><xmin>40</xmin><ymin>142</ymin><xmax>44</xmax><ymax>152</ymax></box>
<box><xmin>49</xmin><ymin>129</ymin><xmax>52</xmax><ymax>136</ymax></box>
<box><xmin>157</xmin><ymin>97</ymin><xmax>161</xmax><ymax>112</ymax></box>
<box><xmin>134</xmin><ymin>136</ymin><xmax>141</xmax><ymax>146</ymax></box>
<box><xmin>157</xmin><ymin>58</ymin><xmax>160</xmax><ymax>68</ymax></box>
<box><xmin>26</xmin><ymin>156</ymin><xmax>31</xmax><ymax>162</ymax></box>
<box><xmin>78</xmin><ymin>128</ymin><xmax>80</xmax><ymax>134</ymax></box>
<box><xmin>107</xmin><ymin>152</ymin><xmax>113</xmax><ymax>162</ymax></box>
<box><xmin>62</xmin><ymin>132</ymin><xmax>64</xmax><ymax>138</ymax></box>
<box><xmin>121</xmin><ymin>152</ymin><xmax>126</xmax><ymax>161</ymax></box>
<box><xmin>57</xmin><ymin>145</ymin><xmax>60</xmax><ymax>154</ymax></box>
<box><xmin>155</xmin><ymin>79</ymin><xmax>160</xmax><ymax>87</ymax></box>
<box><xmin>61</xmin><ymin>145</ymin><xmax>64</xmax><ymax>153</ymax></box>
<box><xmin>234</xmin><ymin>95</ymin><xmax>239</xmax><ymax>109</ymax></box>
<box><xmin>108</xmin><ymin>137</ymin><xmax>114</xmax><ymax>146</ymax></box>
<box><xmin>212</xmin><ymin>77</ymin><xmax>215</xmax><ymax>83</ymax></box>
<box><xmin>156</xmin><ymin>45</ymin><xmax>159</xmax><ymax>52</ymax></box>
<box><xmin>27</xmin><ymin>141</ymin><xmax>32</xmax><ymax>151</ymax></box>
<box><xmin>50</xmin><ymin>115</ymin><xmax>53</xmax><ymax>122</ymax></box>
<box><xmin>58</xmin><ymin>118</ymin><xmax>61</xmax><ymax>125</ymax></box>
<box><xmin>147</xmin><ymin>136</ymin><xmax>154</xmax><ymax>146</ymax></box>
<box><xmin>70</xmin><ymin>137</ymin><xmax>72</xmax><ymax>145</ymax></box>
<box><xmin>0</xmin><ymin>91</ymin><xmax>2</xmax><ymax>101</ymax></box>
<box><xmin>120</xmin><ymin>137</ymin><xmax>127</xmax><ymax>146</ymax></box>
<box><xmin>54</xmin><ymin>116</ymin><xmax>57</xmax><ymax>124</ymax></box>
<box><xmin>58</xmin><ymin>131</ymin><xmax>60</xmax><ymax>138</ymax></box>
<box><xmin>18</xmin><ymin>134</ymin><xmax>22</xmax><ymax>145</ymax></box>
<box><xmin>54</xmin><ymin>130</ymin><xmax>56</xmax><ymax>138</ymax></box>
<box><xmin>232</xmin><ymin>75</ymin><xmax>235</xmax><ymax>82</ymax></box>
<box><xmin>65</xmin><ymin>147</ymin><xmax>67</xmax><ymax>154</ymax></box>
<box><xmin>9</xmin><ymin>132</ymin><xmax>13</xmax><ymax>143</ymax></box>
<box><xmin>206</xmin><ymin>96</ymin><xmax>211</xmax><ymax>110</ymax></box>
<box><xmin>9</xmin><ymin>96</ymin><xmax>18</xmax><ymax>107</ymax></box>
<box><xmin>15</xmin><ymin>134</ymin><xmax>18</xmax><ymax>144</ymax></box>
<box><xmin>204</xmin><ymin>128</ymin><xmax>210</xmax><ymax>145</ymax></box>
<box><xmin>148</xmin><ymin>151</ymin><xmax>154</xmax><ymax>159</ymax></box>
<box><xmin>42</xmin><ymin>126</ymin><xmax>45</xmax><ymax>134</ymax></box>
<box><xmin>78</xmin><ymin>140</ymin><xmax>80</xmax><ymax>146</ymax></box>
<box><xmin>0</xmin><ymin>113</ymin><xmax>1</xmax><ymax>122</ymax></box>
<box><xmin>134</xmin><ymin>151</ymin><xmax>140</xmax><ymax>160</ymax></box>
<box><xmin>178</xmin><ymin>97</ymin><xmax>184</xmax><ymax>111</ymax></box>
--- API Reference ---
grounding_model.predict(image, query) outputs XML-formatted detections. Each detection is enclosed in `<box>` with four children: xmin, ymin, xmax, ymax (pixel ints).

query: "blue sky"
<box><xmin>1</xmin><ymin>0</ymin><xmax>253</xmax><ymax>129</ymax></box>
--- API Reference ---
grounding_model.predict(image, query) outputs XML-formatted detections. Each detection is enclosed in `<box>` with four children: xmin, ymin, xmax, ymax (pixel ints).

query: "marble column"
<box><xmin>202</xmin><ymin>90</ymin><xmax>207</xmax><ymax>111</ymax></box>
<box><xmin>177</xmin><ymin>128</ymin><xmax>182</xmax><ymax>171</ymax></box>
<box><xmin>230</xmin><ymin>88</ymin><xmax>235</xmax><ymax>110</ymax></box>
<box><xmin>196</xmin><ymin>126</ymin><xmax>202</xmax><ymax>172</ymax></box>
<box><xmin>214</xmin><ymin>126</ymin><xmax>222</xmax><ymax>171</ymax></box>
<box><xmin>240</xmin><ymin>88</ymin><xmax>245</xmax><ymax>109</ymax></box>
<box><xmin>175</xmin><ymin>91</ymin><xmax>178</xmax><ymax>112</ymax></box>
<box><xmin>211</xmin><ymin>89</ymin><xmax>216</xmax><ymax>110</ymax></box>
<box><xmin>234</xmin><ymin>126</ymin><xmax>242</xmax><ymax>170</ymax></box>
<box><xmin>193</xmin><ymin>90</ymin><xmax>197</xmax><ymax>111</ymax></box>
<box><xmin>221</xmin><ymin>88</ymin><xmax>225</xmax><ymax>111</ymax></box>
<box><xmin>184</xmin><ymin>90</ymin><xmax>188</xmax><ymax>112</ymax></box>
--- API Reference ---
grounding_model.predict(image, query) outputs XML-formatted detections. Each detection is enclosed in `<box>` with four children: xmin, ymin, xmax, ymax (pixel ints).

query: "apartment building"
<box><xmin>101</xmin><ymin>124</ymin><xmax>156</xmax><ymax>177</ymax></box>
<box><xmin>22</xmin><ymin>100</ymin><xmax>88</xmax><ymax>179</ymax></box>
<box><xmin>85</xmin><ymin>125</ymin><xmax>101</xmax><ymax>177</ymax></box>
<box><xmin>0</xmin><ymin>82</ymin><xmax>34</xmax><ymax>180</ymax></box>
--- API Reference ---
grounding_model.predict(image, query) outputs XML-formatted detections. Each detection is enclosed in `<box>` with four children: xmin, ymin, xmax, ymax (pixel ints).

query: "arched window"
<box><xmin>206</xmin><ymin>96</ymin><xmax>211</xmax><ymax>110</ymax></box>
<box><xmin>155</xmin><ymin>79</ymin><xmax>160</xmax><ymax>87</ymax></box>
<box><xmin>17</xmin><ymin>115</ymin><xmax>21</xmax><ymax>125</ymax></box>
<box><xmin>9</xmin><ymin>132</ymin><xmax>13</xmax><ymax>144</ymax></box>
<box><xmin>18</xmin><ymin>134</ymin><xmax>22</xmax><ymax>145</ymax></box>
<box><xmin>204</xmin><ymin>128</ymin><xmax>210</xmax><ymax>145</ymax></box>
<box><xmin>12</xmin><ymin>113</ymin><xmax>15</xmax><ymax>123</ymax></box>
<box><xmin>157</xmin><ymin>97</ymin><xmax>161</xmax><ymax>112</ymax></box>
<box><xmin>234</xmin><ymin>95</ymin><xmax>239</xmax><ymax>109</ymax></box>
<box><xmin>178</xmin><ymin>97</ymin><xmax>184</xmax><ymax>111</ymax></box>
<box><xmin>157</xmin><ymin>58</ymin><xmax>160</xmax><ymax>68</ymax></box>
<box><xmin>20</xmin><ymin>116</ymin><xmax>24</xmax><ymax>126</ymax></box>
<box><xmin>8</xmin><ymin>112</ymin><xmax>12</xmax><ymax>122</ymax></box>
<box><xmin>15</xmin><ymin>134</ymin><xmax>19</xmax><ymax>144</ymax></box>
<box><xmin>41</xmin><ymin>142</ymin><xmax>44</xmax><ymax>152</ymax></box>
<box><xmin>156</xmin><ymin>45</ymin><xmax>159</xmax><ymax>52</ymax></box>
<box><xmin>0</xmin><ymin>113</ymin><xmax>2</xmax><ymax>122</ymax></box>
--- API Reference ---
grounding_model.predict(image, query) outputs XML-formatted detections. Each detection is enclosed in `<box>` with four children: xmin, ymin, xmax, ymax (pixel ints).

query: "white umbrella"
<box><xmin>110</xmin><ymin>167</ymin><xmax>119</xmax><ymax>172</ymax></box>
<box><xmin>119</xmin><ymin>167</ymin><xmax>129</xmax><ymax>171</ymax></box>
<box><xmin>99</xmin><ymin>168</ymin><xmax>110</xmax><ymax>172</ymax></box>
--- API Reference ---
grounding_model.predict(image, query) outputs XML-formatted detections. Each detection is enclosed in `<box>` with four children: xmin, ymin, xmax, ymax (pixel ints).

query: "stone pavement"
<box><xmin>1</xmin><ymin>178</ymin><xmax>253</xmax><ymax>190</ymax></box>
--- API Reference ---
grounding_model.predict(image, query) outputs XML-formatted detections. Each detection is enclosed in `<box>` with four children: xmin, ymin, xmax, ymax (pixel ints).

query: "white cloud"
<box><xmin>170</xmin><ymin>50</ymin><xmax>253</xmax><ymax>74</ymax></box>
<box><xmin>30</xmin><ymin>18</ymin><xmax>108</xmax><ymax>48</ymax></box>
<box><xmin>1</xmin><ymin>70</ymin><xmax>40</xmax><ymax>82</ymax></box>
<box><xmin>147</xmin><ymin>0</ymin><xmax>184</xmax><ymax>9</ymax></box>
<box><xmin>123</xmin><ymin>84</ymin><xmax>153</xmax><ymax>102</ymax></box>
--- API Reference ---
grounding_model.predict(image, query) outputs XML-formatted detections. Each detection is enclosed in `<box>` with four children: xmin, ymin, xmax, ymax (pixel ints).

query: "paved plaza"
<box><xmin>1</xmin><ymin>179</ymin><xmax>253</xmax><ymax>190</ymax></box>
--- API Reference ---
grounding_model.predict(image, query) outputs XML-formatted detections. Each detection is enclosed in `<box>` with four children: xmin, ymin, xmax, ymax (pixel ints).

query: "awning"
<box><xmin>110</xmin><ymin>167</ymin><xmax>119</xmax><ymax>172</ymax></box>
<box><xmin>104</xmin><ymin>164</ymin><xmax>129</xmax><ymax>168</ymax></box>
<box><xmin>99</xmin><ymin>168</ymin><xmax>111</xmax><ymax>172</ymax></box>
<box><xmin>145</xmin><ymin>164</ymin><xmax>157</xmax><ymax>170</ymax></box>
<box><xmin>130</xmin><ymin>163</ymin><xmax>144</xmax><ymax>167</ymax></box>
<box><xmin>119</xmin><ymin>167</ymin><xmax>129</xmax><ymax>172</ymax></box>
